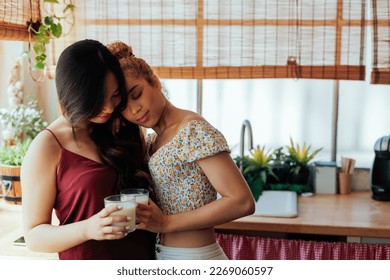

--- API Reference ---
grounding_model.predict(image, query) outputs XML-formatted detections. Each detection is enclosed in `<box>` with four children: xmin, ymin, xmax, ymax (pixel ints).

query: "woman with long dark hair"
<box><xmin>21</xmin><ymin>39</ymin><xmax>155</xmax><ymax>260</ymax></box>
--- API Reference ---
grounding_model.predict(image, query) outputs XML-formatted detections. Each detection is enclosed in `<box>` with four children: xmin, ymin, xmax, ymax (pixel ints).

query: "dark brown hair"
<box><xmin>56</xmin><ymin>39</ymin><xmax>150</xmax><ymax>189</ymax></box>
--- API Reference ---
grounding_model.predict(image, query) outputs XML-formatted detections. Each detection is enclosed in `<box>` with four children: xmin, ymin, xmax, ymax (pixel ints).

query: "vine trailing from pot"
<box><xmin>26</xmin><ymin>0</ymin><xmax>75</xmax><ymax>81</ymax></box>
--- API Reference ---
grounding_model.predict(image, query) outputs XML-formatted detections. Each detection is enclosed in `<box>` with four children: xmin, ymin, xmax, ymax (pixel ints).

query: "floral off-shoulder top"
<box><xmin>146</xmin><ymin>119</ymin><xmax>230</xmax><ymax>215</ymax></box>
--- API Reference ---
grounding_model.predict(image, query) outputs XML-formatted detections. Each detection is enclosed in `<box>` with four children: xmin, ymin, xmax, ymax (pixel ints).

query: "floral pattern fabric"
<box><xmin>146</xmin><ymin>119</ymin><xmax>230</xmax><ymax>215</ymax></box>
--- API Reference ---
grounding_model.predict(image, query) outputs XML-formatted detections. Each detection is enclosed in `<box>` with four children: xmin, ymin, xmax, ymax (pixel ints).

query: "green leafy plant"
<box><xmin>285</xmin><ymin>137</ymin><xmax>323</xmax><ymax>176</ymax></box>
<box><xmin>235</xmin><ymin>138</ymin><xmax>323</xmax><ymax>198</ymax></box>
<box><xmin>268</xmin><ymin>183</ymin><xmax>311</xmax><ymax>193</ymax></box>
<box><xmin>28</xmin><ymin>0</ymin><xmax>75</xmax><ymax>70</ymax></box>
<box><xmin>271</xmin><ymin>147</ymin><xmax>288</xmax><ymax>168</ymax></box>
<box><xmin>0</xmin><ymin>99</ymin><xmax>48</xmax><ymax>141</ymax></box>
<box><xmin>266</xmin><ymin>146</ymin><xmax>289</xmax><ymax>184</ymax></box>
<box><xmin>0</xmin><ymin>139</ymin><xmax>32</xmax><ymax>166</ymax></box>
<box><xmin>236</xmin><ymin>145</ymin><xmax>276</xmax><ymax>201</ymax></box>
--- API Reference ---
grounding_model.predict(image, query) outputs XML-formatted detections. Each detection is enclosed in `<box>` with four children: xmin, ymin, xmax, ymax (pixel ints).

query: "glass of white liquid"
<box><xmin>104</xmin><ymin>194</ymin><xmax>136</xmax><ymax>233</ymax></box>
<box><xmin>120</xmin><ymin>188</ymin><xmax>149</xmax><ymax>205</ymax></box>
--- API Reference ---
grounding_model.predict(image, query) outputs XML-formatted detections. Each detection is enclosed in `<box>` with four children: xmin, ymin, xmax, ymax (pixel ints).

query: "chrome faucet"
<box><xmin>239</xmin><ymin>119</ymin><xmax>254</xmax><ymax>172</ymax></box>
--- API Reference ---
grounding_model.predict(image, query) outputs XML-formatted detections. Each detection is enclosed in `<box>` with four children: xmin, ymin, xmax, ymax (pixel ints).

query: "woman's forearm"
<box><xmin>164</xmin><ymin>195</ymin><xmax>255</xmax><ymax>233</ymax></box>
<box><xmin>24</xmin><ymin>221</ymin><xmax>88</xmax><ymax>253</ymax></box>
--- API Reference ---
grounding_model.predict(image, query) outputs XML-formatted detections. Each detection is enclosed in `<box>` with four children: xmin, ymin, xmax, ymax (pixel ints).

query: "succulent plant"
<box><xmin>285</xmin><ymin>137</ymin><xmax>323</xmax><ymax>175</ymax></box>
<box><xmin>236</xmin><ymin>145</ymin><xmax>276</xmax><ymax>201</ymax></box>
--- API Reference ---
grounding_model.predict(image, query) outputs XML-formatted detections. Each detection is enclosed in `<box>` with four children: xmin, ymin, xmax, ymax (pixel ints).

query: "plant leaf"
<box><xmin>33</xmin><ymin>43</ymin><xmax>45</xmax><ymax>54</ymax></box>
<box><xmin>34</xmin><ymin>62</ymin><xmax>45</xmax><ymax>70</ymax></box>
<box><xmin>44</xmin><ymin>16</ymin><xmax>53</xmax><ymax>25</ymax></box>
<box><xmin>44</xmin><ymin>0</ymin><xmax>60</xmax><ymax>3</ymax></box>
<box><xmin>51</xmin><ymin>23</ymin><xmax>62</xmax><ymax>38</ymax></box>
<box><xmin>64</xmin><ymin>4</ymin><xmax>75</xmax><ymax>13</ymax></box>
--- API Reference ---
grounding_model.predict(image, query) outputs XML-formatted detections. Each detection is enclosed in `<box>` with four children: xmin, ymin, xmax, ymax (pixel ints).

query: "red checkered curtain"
<box><xmin>216</xmin><ymin>233</ymin><xmax>390</xmax><ymax>260</ymax></box>
<box><xmin>55</xmin><ymin>0</ymin><xmax>367</xmax><ymax>80</ymax></box>
<box><xmin>370</xmin><ymin>0</ymin><xmax>390</xmax><ymax>84</ymax></box>
<box><xmin>0</xmin><ymin>0</ymin><xmax>40</xmax><ymax>41</ymax></box>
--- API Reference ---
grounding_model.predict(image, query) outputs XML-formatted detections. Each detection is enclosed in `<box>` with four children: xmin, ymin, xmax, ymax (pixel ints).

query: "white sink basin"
<box><xmin>254</xmin><ymin>190</ymin><xmax>298</xmax><ymax>218</ymax></box>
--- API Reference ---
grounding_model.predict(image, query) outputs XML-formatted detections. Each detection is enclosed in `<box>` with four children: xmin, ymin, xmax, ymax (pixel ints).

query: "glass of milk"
<box><xmin>120</xmin><ymin>188</ymin><xmax>149</xmax><ymax>205</ymax></box>
<box><xmin>104</xmin><ymin>194</ymin><xmax>136</xmax><ymax>233</ymax></box>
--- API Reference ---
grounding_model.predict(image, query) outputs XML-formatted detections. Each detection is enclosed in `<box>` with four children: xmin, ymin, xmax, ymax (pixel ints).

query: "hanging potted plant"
<box><xmin>27</xmin><ymin>0</ymin><xmax>75</xmax><ymax>81</ymax></box>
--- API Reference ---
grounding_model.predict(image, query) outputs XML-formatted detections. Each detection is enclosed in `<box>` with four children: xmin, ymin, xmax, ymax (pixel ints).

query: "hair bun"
<box><xmin>107</xmin><ymin>41</ymin><xmax>135</xmax><ymax>59</ymax></box>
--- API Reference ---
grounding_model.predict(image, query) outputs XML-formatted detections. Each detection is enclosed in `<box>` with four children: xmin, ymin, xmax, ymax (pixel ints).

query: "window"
<box><xmin>1</xmin><ymin>0</ymin><xmax>388</xmax><ymax>169</ymax></box>
<box><xmin>163</xmin><ymin>78</ymin><xmax>389</xmax><ymax>168</ymax></box>
<box><xmin>71</xmin><ymin>0</ymin><xmax>388</xmax><ymax>168</ymax></box>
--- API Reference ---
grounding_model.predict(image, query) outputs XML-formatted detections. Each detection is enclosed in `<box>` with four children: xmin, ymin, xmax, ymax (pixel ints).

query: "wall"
<box><xmin>0</xmin><ymin>41</ymin><xmax>60</xmax><ymax>125</ymax></box>
<box><xmin>0</xmin><ymin>41</ymin><xmax>24</xmax><ymax>108</ymax></box>
<box><xmin>351</xmin><ymin>169</ymin><xmax>370</xmax><ymax>192</ymax></box>
<box><xmin>22</xmin><ymin>67</ymin><xmax>60</xmax><ymax>124</ymax></box>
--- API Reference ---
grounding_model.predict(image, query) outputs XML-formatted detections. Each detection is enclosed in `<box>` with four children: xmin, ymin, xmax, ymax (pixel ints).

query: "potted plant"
<box><xmin>284</xmin><ymin>137</ymin><xmax>323</xmax><ymax>186</ymax></box>
<box><xmin>235</xmin><ymin>138</ymin><xmax>323</xmax><ymax>198</ymax></box>
<box><xmin>0</xmin><ymin>140</ymin><xmax>32</xmax><ymax>204</ymax></box>
<box><xmin>0</xmin><ymin>100</ymin><xmax>48</xmax><ymax>142</ymax></box>
<box><xmin>267</xmin><ymin>147</ymin><xmax>289</xmax><ymax>184</ymax></box>
<box><xmin>0</xmin><ymin>100</ymin><xmax>47</xmax><ymax>204</ymax></box>
<box><xmin>26</xmin><ymin>0</ymin><xmax>75</xmax><ymax>81</ymax></box>
<box><xmin>235</xmin><ymin>145</ymin><xmax>276</xmax><ymax>201</ymax></box>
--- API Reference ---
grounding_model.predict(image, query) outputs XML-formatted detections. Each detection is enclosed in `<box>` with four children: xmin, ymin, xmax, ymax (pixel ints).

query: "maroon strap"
<box><xmin>44</xmin><ymin>128</ymin><xmax>63</xmax><ymax>149</ymax></box>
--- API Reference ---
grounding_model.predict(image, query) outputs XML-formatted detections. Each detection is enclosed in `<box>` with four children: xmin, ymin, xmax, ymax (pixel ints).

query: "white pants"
<box><xmin>155</xmin><ymin>242</ymin><xmax>228</xmax><ymax>260</ymax></box>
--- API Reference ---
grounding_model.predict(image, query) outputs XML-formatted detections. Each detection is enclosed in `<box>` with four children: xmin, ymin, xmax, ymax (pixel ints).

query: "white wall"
<box><xmin>0</xmin><ymin>41</ymin><xmax>24</xmax><ymax>108</ymax></box>
<box><xmin>0</xmin><ymin>41</ymin><xmax>60</xmax><ymax>125</ymax></box>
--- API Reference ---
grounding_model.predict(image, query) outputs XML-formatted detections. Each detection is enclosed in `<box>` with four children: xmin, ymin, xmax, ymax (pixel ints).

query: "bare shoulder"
<box><xmin>179</xmin><ymin>109</ymin><xmax>207</xmax><ymax>125</ymax></box>
<box><xmin>23</xmin><ymin>118</ymin><xmax>65</xmax><ymax>164</ymax></box>
<box><xmin>30</xmin><ymin>129</ymin><xmax>60</xmax><ymax>152</ymax></box>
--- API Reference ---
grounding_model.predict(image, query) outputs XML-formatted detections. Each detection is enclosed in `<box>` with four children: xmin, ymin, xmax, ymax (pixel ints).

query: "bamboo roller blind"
<box><xmin>371</xmin><ymin>0</ymin><xmax>390</xmax><ymax>84</ymax></box>
<box><xmin>1</xmin><ymin>0</ymin><xmax>388</xmax><ymax>84</ymax></box>
<box><xmin>0</xmin><ymin>0</ymin><xmax>40</xmax><ymax>41</ymax></box>
<box><xmin>73</xmin><ymin>0</ymin><xmax>367</xmax><ymax>81</ymax></box>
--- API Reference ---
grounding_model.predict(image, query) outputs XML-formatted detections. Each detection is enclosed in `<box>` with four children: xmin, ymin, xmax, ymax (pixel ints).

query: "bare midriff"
<box><xmin>160</xmin><ymin>227</ymin><xmax>216</xmax><ymax>248</ymax></box>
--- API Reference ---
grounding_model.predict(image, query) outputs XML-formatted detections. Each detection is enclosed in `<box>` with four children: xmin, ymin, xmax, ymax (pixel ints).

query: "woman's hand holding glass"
<box><xmin>84</xmin><ymin>203</ymin><xmax>133</xmax><ymax>241</ymax></box>
<box><xmin>104</xmin><ymin>194</ymin><xmax>136</xmax><ymax>233</ymax></box>
<box><xmin>135</xmin><ymin>199</ymin><xmax>168</xmax><ymax>233</ymax></box>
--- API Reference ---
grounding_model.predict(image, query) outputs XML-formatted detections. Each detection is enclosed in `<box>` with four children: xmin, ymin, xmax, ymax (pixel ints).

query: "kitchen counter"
<box><xmin>0</xmin><ymin>199</ymin><xmax>58</xmax><ymax>259</ymax></box>
<box><xmin>216</xmin><ymin>191</ymin><xmax>390</xmax><ymax>239</ymax></box>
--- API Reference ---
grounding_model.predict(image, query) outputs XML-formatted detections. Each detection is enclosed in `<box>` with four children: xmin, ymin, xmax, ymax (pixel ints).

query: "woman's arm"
<box><xmin>136</xmin><ymin>152</ymin><xmax>255</xmax><ymax>233</ymax></box>
<box><xmin>21</xmin><ymin>131</ymin><xmax>129</xmax><ymax>253</ymax></box>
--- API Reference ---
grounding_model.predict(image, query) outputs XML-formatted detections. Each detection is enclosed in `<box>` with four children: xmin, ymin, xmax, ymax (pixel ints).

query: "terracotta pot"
<box><xmin>0</xmin><ymin>164</ymin><xmax>22</xmax><ymax>205</ymax></box>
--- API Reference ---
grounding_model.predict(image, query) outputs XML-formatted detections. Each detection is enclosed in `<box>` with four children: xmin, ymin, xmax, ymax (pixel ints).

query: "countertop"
<box><xmin>216</xmin><ymin>191</ymin><xmax>390</xmax><ymax>239</ymax></box>
<box><xmin>0</xmin><ymin>199</ymin><xmax>58</xmax><ymax>259</ymax></box>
